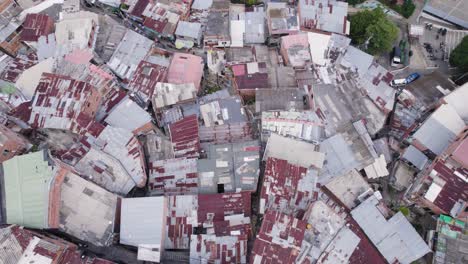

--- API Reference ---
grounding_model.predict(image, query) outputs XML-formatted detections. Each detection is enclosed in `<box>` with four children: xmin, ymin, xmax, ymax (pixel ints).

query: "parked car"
<box><xmin>390</xmin><ymin>78</ymin><xmax>407</xmax><ymax>87</ymax></box>
<box><xmin>405</xmin><ymin>73</ymin><xmax>421</xmax><ymax>84</ymax></box>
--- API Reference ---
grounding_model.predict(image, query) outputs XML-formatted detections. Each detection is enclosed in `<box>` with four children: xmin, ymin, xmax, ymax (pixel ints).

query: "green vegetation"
<box><xmin>348</xmin><ymin>0</ymin><xmax>365</xmax><ymax>6</ymax></box>
<box><xmin>231</xmin><ymin>0</ymin><xmax>258</xmax><ymax>6</ymax></box>
<box><xmin>379</xmin><ymin>0</ymin><xmax>416</xmax><ymax>18</ymax></box>
<box><xmin>399</xmin><ymin>206</ymin><xmax>410</xmax><ymax>216</ymax></box>
<box><xmin>0</xmin><ymin>84</ymin><xmax>16</xmax><ymax>95</ymax></box>
<box><xmin>350</xmin><ymin>8</ymin><xmax>399</xmax><ymax>55</ymax></box>
<box><xmin>450</xmin><ymin>36</ymin><xmax>468</xmax><ymax>72</ymax></box>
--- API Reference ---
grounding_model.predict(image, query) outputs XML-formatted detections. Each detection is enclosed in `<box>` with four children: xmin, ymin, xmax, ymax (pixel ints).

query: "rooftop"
<box><xmin>190</xmin><ymin>234</ymin><xmax>248</xmax><ymax>264</ymax></box>
<box><xmin>104</xmin><ymin>96</ymin><xmax>153</xmax><ymax>135</ymax></box>
<box><xmin>198</xmin><ymin>140</ymin><xmax>260</xmax><ymax>194</ymax></box>
<box><xmin>261</xmin><ymin>110</ymin><xmax>324</xmax><ymax>142</ymax></box>
<box><xmin>266</xmin><ymin>2</ymin><xmax>299</xmax><ymax>35</ymax></box>
<box><xmin>167</xmin><ymin>53</ymin><xmax>204</xmax><ymax>91</ymax></box>
<box><xmin>423</xmin><ymin>0</ymin><xmax>468</xmax><ymax>28</ymax></box>
<box><xmin>148</xmin><ymin>157</ymin><xmax>198</xmax><ymax>195</ymax></box>
<box><xmin>20</xmin><ymin>13</ymin><xmax>54</xmax><ymax>42</ymax></box>
<box><xmin>107</xmin><ymin>29</ymin><xmax>153</xmax><ymax>80</ymax></box>
<box><xmin>255</xmin><ymin>88</ymin><xmax>307</xmax><ymax>112</ymax></box>
<box><xmin>175</xmin><ymin>21</ymin><xmax>202</xmax><ymax>39</ymax></box>
<box><xmin>412</xmin><ymin>103</ymin><xmax>466</xmax><ymax>156</ymax></box>
<box><xmin>324</xmin><ymin>169</ymin><xmax>373</xmax><ymax>210</ymax></box>
<box><xmin>260</xmin><ymin>157</ymin><xmax>319</xmax><ymax>217</ymax></box>
<box><xmin>127</xmin><ymin>60</ymin><xmax>168</xmax><ymax>103</ymax></box>
<box><xmin>153</xmin><ymin>82</ymin><xmax>197</xmax><ymax>109</ymax></box>
<box><xmin>199</xmin><ymin>95</ymin><xmax>247</xmax><ymax>127</ymax></box>
<box><xmin>251</xmin><ymin>210</ymin><xmax>306</xmax><ymax>264</ymax></box>
<box><xmin>264</xmin><ymin>133</ymin><xmax>324</xmax><ymax>169</ymax></box>
<box><xmin>298</xmin><ymin>0</ymin><xmax>350</xmax><ymax>35</ymax></box>
<box><xmin>2</xmin><ymin>150</ymin><xmax>55</xmax><ymax>229</ymax></box>
<box><xmin>169</xmin><ymin>115</ymin><xmax>200</xmax><ymax>158</ymax></box>
<box><xmin>245</xmin><ymin>6</ymin><xmax>266</xmax><ymax>44</ymax></box>
<box><xmin>351</xmin><ymin>195</ymin><xmax>431</xmax><ymax>264</ymax></box>
<box><xmin>28</xmin><ymin>73</ymin><xmax>102</xmax><ymax>134</ymax></box>
<box><xmin>120</xmin><ymin>196</ymin><xmax>166</xmax><ymax>262</ymax></box>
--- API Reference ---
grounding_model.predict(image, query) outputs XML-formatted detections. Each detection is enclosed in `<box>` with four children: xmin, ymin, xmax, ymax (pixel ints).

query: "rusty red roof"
<box><xmin>148</xmin><ymin>157</ymin><xmax>198</xmax><ymax>195</ymax></box>
<box><xmin>169</xmin><ymin>115</ymin><xmax>200</xmax><ymax>158</ymax></box>
<box><xmin>20</xmin><ymin>14</ymin><xmax>54</xmax><ymax>42</ymax></box>
<box><xmin>198</xmin><ymin>192</ymin><xmax>252</xmax><ymax>236</ymax></box>
<box><xmin>28</xmin><ymin>73</ymin><xmax>102</xmax><ymax>134</ymax></box>
<box><xmin>260</xmin><ymin>157</ymin><xmax>319</xmax><ymax>218</ymax></box>
<box><xmin>130</xmin><ymin>0</ymin><xmax>149</xmax><ymax>17</ymax></box>
<box><xmin>431</xmin><ymin>161</ymin><xmax>468</xmax><ymax>213</ymax></box>
<box><xmin>128</xmin><ymin>60</ymin><xmax>167</xmax><ymax>102</ymax></box>
<box><xmin>251</xmin><ymin>210</ymin><xmax>306</xmax><ymax>264</ymax></box>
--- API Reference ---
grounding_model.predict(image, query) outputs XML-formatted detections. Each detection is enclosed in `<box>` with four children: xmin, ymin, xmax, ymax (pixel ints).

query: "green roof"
<box><xmin>3</xmin><ymin>150</ymin><xmax>55</xmax><ymax>229</ymax></box>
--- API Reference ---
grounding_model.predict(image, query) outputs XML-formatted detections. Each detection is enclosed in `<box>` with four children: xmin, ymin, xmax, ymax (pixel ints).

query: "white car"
<box><xmin>390</xmin><ymin>78</ymin><xmax>407</xmax><ymax>87</ymax></box>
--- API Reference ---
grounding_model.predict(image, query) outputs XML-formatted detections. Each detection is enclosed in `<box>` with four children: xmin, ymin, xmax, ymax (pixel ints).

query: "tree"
<box><xmin>348</xmin><ymin>0</ymin><xmax>365</xmax><ymax>6</ymax></box>
<box><xmin>350</xmin><ymin>8</ymin><xmax>399</xmax><ymax>55</ymax></box>
<box><xmin>450</xmin><ymin>36</ymin><xmax>468</xmax><ymax>72</ymax></box>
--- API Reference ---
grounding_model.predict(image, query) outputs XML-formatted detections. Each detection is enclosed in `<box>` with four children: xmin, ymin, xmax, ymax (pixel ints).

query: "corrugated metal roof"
<box><xmin>120</xmin><ymin>197</ymin><xmax>166</xmax><ymax>252</ymax></box>
<box><xmin>2</xmin><ymin>150</ymin><xmax>54</xmax><ymax>229</ymax></box>
<box><xmin>107</xmin><ymin>29</ymin><xmax>153</xmax><ymax>80</ymax></box>
<box><xmin>105</xmin><ymin>96</ymin><xmax>152</xmax><ymax>134</ymax></box>
<box><xmin>175</xmin><ymin>21</ymin><xmax>202</xmax><ymax>40</ymax></box>
<box><xmin>251</xmin><ymin>210</ymin><xmax>306</xmax><ymax>264</ymax></box>
<box><xmin>402</xmin><ymin>145</ymin><xmax>429</xmax><ymax>170</ymax></box>
<box><xmin>245</xmin><ymin>7</ymin><xmax>266</xmax><ymax>44</ymax></box>
<box><xmin>351</xmin><ymin>195</ymin><xmax>431</xmax><ymax>264</ymax></box>
<box><xmin>190</xmin><ymin>234</ymin><xmax>248</xmax><ymax>264</ymax></box>
<box><xmin>413</xmin><ymin>104</ymin><xmax>465</xmax><ymax>155</ymax></box>
<box><xmin>298</xmin><ymin>0</ymin><xmax>349</xmax><ymax>35</ymax></box>
<box><xmin>264</xmin><ymin>133</ymin><xmax>324</xmax><ymax>169</ymax></box>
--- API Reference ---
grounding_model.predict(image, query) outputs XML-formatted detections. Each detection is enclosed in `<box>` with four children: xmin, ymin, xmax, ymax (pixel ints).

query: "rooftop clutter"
<box><xmin>1</xmin><ymin>0</ymin><xmax>463</xmax><ymax>264</ymax></box>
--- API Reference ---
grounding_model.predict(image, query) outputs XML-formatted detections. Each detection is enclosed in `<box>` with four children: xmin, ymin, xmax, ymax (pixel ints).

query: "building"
<box><xmin>174</xmin><ymin>21</ymin><xmax>203</xmax><ymax>48</ymax></box>
<box><xmin>229</xmin><ymin>4</ymin><xmax>245</xmax><ymax>48</ymax></box>
<box><xmin>261</xmin><ymin>110</ymin><xmax>323</xmax><ymax>142</ymax></box>
<box><xmin>20</xmin><ymin>13</ymin><xmax>55</xmax><ymax>45</ymax></box>
<box><xmin>166</xmin><ymin>53</ymin><xmax>204</xmax><ymax>92</ymax></box>
<box><xmin>351</xmin><ymin>195</ymin><xmax>431</xmax><ymax>264</ymax></box>
<box><xmin>1</xmin><ymin>150</ymin><xmax>57</xmax><ymax>229</ymax></box>
<box><xmin>260</xmin><ymin>157</ymin><xmax>319</xmax><ymax>217</ymax></box>
<box><xmin>255</xmin><ymin>89</ymin><xmax>307</xmax><ymax>112</ymax></box>
<box><xmin>120</xmin><ymin>197</ymin><xmax>167</xmax><ymax>263</ymax></box>
<box><xmin>0</xmin><ymin>0</ymin><xmax>23</xmax><ymax>57</ymax></box>
<box><xmin>94</xmin><ymin>15</ymin><xmax>127</xmax><ymax>62</ymax></box>
<box><xmin>408</xmin><ymin>128</ymin><xmax>468</xmax><ymax>220</ymax></box>
<box><xmin>199</xmin><ymin>94</ymin><xmax>247</xmax><ymax>127</ymax></box>
<box><xmin>198</xmin><ymin>140</ymin><xmax>260</xmax><ymax>194</ymax></box>
<box><xmin>152</xmin><ymin>82</ymin><xmax>197</xmax><ymax>110</ymax></box>
<box><xmin>190</xmin><ymin>234</ymin><xmax>248</xmax><ymax>264</ymax></box>
<box><xmin>165</xmin><ymin>195</ymin><xmax>197</xmax><ymax>249</ymax></box>
<box><xmin>411</xmin><ymin>104</ymin><xmax>466</xmax><ymax>158</ymax></box>
<box><xmin>104</xmin><ymin>96</ymin><xmax>154</xmax><ymax>135</ymax></box>
<box><xmin>266</xmin><ymin>2</ymin><xmax>299</xmax><ymax>41</ymax></box>
<box><xmin>107</xmin><ymin>29</ymin><xmax>153</xmax><ymax>81</ymax></box>
<box><xmin>127</xmin><ymin>59</ymin><xmax>168</xmax><ymax>103</ymax></box>
<box><xmin>148</xmin><ymin>157</ymin><xmax>198</xmax><ymax>195</ymax></box>
<box><xmin>204</xmin><ymin>10</ymin><xmax>230</xmax><ymax>47</ymax></box>
<box><xmin>169</xmin><ymin>115</ymin><xmax>200</xmax><ymax>158</ymax></box>
<box><xmin>61</xmin><ymin>124</ymin><xmax>148</xmax><ymax>195</ymax></box>
<box><xmin>280</xmin><ymin>33</ymin><xmax>311</xmax><ymax>68</ymax></box>
<box><xmin>28</xmin><ymin>73</ymin><xmax>103</xmax><ymax>135</ymax></box>
<box><xmin>54</xmin><ymin>11</ymin><xmax>99</xmax><ymax>56</ymax></box>
<box><xmin>324</xmin><ymin>169</ymin><xmax>373</xmax><ymax>210</ymax></box>
<box><xmin>231</xmin><ymin>62</ymin><xmax>270</xmax><ymax>98</ymax></box>
<box><xmin>251</xmin><ymin>210</ymin><xmax>307</xmax><ymax>264</ymax></box>
<box><xmin>423</xmin><ymin>0</ymin><xmax>468</xmax><ymax>29</ymax></box>
<box><xmin>298</xmin><ymin>0</ymin><xmax>350</xmax><ymax>35</ymax></box>
<box><xmin>264</xmin><ymin>133</ymin><xmax>325</xmax><ymax>169</ymax></box>
<box><xmin>56</xmin><ymin>170</ymin><xmax>119</xmax><ymax>247</ymax></box>
<box><xmin>0</xmin><ymin>124</ymin><xmax>30</xmax><ymax>162</ymax></box>
<box><xmin>0</xmin><ymin>225</ymin><xmax>116</xmax><ymax>264</ymax></box>
<box><xmin>245</xmin><ymin>6</ymin><xmax>266</xmax><ymax>44</ymax></box>
<box><xmin>428</xmin><ymin>215</ymin><xmax>468</xmax><ymax>264</ymax></box>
